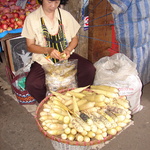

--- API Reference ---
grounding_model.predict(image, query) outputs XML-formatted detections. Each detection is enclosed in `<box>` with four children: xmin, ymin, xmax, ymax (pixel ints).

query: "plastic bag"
<box><xmin>93</xmin><ymin>53</ymin><xmax>143</xmax><ymax>114</ymax></box>
<box><xmin>42</xmin><ymin>59</ymin><xmax>78</xmax><ymax>92</ymax></box>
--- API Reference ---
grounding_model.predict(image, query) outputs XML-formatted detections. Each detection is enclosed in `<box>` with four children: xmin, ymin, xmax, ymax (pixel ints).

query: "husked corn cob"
<box><xmin>71</xmin><ymin>128</ymin><xmax>77</xmax><ymax>135</ymax></box>
<box><xmin>84</xmin><ymin>94</ymin><xmax>105</xmax><ymax>102</ymax></box>
<box><xmin>71</xmin><ymin>85</ymin><xmax>90</xmax><ymax>93</ymax></box>
<box><xmin>84</xmin><ymin>136</ymin><xmax>91</xmax><ymax>142</ymax></box>
<box><xmin>98</xmin><ymin>110</ymin><xmax>115</xmax><ymax>123</ymax></box>
<box><xmin>79</xmin><ymin>102</ymin><xmax>95</xmax><ymax>111</ymax></box>
<box><xmin>95</xmin><ymin>134</ymin><xmax>104</xmax><ymax>140</ymax></box>
<box><xmin>39</xmin><ymin>115</ymin><xmax>53</xmax><ymax>121</ymax></box>
<box><xmin>73</xmin><ymin>96</ymin><xmax>79</xmax><ymax>114</ymax></box>
<box><xmin>68</xmin><ymin>134</ymin><xmax>75</xmax><ymax>141</ymax></box>
<box><xmin>77</xmin><ymin>99</ymin><xmax>87</xmax><ymax>106</ymax></box>
<box><xmin>43</xmin><ymin>108</ymin><xmax>51</xmax><ymax>113</ymax></box>
<box><xmin>47</xmin><ymin>129</ymin><xmax>64</xmax><ymax>135</ymax></box>
<box><xmin>114</xmin><ymin>98</ymin><xmax>130</xmax><ymax>109</ymax></box>
<box><xmin>80</xmin><ymin>112</ymin><xmax>94</xmax><ymax>125</ymax></box>
<box><xmin>81</xmin><ymin>130</ymin><xmax>88</xmax><ymax>136</ymax></box>
<box><xmin>46</xmin><ymin>123</ymin><xmax>64</xmax><ymax>130</ymax></box>
<box><xmin>63</xmin><ymin>116</ymin><xmax>70</xmax><ymax>124</ymax></box>
<box><xmin>90</xmin><ymin>85</ymin><xmax>119</xmax><ymax>93</ymax></box>
<box><xmin>105</xmin><ymin>110</ymin><xmax>118</xmax><ymax>122</ymax></box>
<box><xmin>91</xmin><ymin>112</ymin><xmax>112</xmax><ymax>128</ymax></box>
<box><xmin>67</xmin><ymin>91</ymin><xmax>85</xmax><ymax>99</ymax></box>
<box><xmin>43</xmin><ymin>126</ymin><xmax>49</xmax><ymax>131</ymax></box>
<box><xmin>101</xmin><ymin>132</ymin><xmax>107</xmax><ymax>138</ymax></box>
<box><xmin>81</xmin><ymin>90</ymin><xmax>93</xmax><ymax>95</ymax></box>
<box><xmin>75</xmin><ymin>117</ymin><xmax>91</xmax><ymax>131</ymax></box>
<box><xmin>117</xmin><ymin>122</ymin><xmax>127</xmax><ymax>127</ymax></box>
<box><xmin>64</xmin><ymin>127</ymin><xmax>71</xmax><ymax>134</ymax></box>
<box><xmin>51</xmin><ymin>91</ymin><xmax>71</xmax><ymax>101</ymax></box>
<box><xmin>97</xmin><ymin>129</ymin><xmax>103</xmax><ymax>134</ymax></box>
<box><xmin>76</xmin><ymin>134</ymin><xmax>84</xmax><ymax>142</ymax></box>
<box><xmin>95</xmin><ymin>102</ymin><xmax>107</xmax><ymax>107</ymax></box>
<box><xmin>106</xmin><ymin>105</ymin><xmax>127</xmax><ymax>115</ymax></box>
<box><xmin>63</xmin><ymin>124</ymin><xmax>68</xmax><ymax>129</ymax></box>
<box><xmin>71</xmin><ymin>117</ymin><xmax>84</xmax><ymax>133</ymax></box>
<box><xmin>64</xmin><ymin>99</ymin><xmax>73</xmax><ymax>106</ymax></box>
<box><xmin>52</xmin><ymin>107</ymin><xmax>68</xmax><ymax>116</ymax></box>
<box><xmin>123</xmin><ymin>119</ymin><xmax>131</xmax><ymax>124</ymax></box>
<box><xmin>91</xmin><ymin>89</ymin><xmax>119</xmax><ymax>98</ymax></box>
<box><xmin>52</xmin><ymin>99</ymin><xmax>69</xmax><ymax>112</ymax></box>
<box><xmin>40</xmin><ymin>111</ymin><xmax>48</xmax><ymax>116</ymax></box>
<box><xmin>82</xmin><ymin>111</ymin><xmax>105</xmax><ymax>129</ymax></box>
<box><xmin>51</xmin><ymin>113</ymin><xmax>64</xmax><ymax>121</ymax></box>
<box><xmin>61</xmin><ymin>133</ymin><xmax>67</xmax><ymax>140</ymax></box>
<box><xmin>43</xmin><ymin>103</ymin><xmax>52</xmax><ymax>109</ymax></box>
<box><xmin>117</xmin><ymin>115</ymin><xmax>126</xmax><ymax>122</ymax></box>
<box><xmin>91</xmin><ymin>124</ymin><xmax>98</xmax><ymax>133</ymax></box>
<box><xmin>42</xmin><ymin>119</ymin><xmax>61</xmax><ymax>125</ymax></box>
<box><xmin>107</xmin><ymin>128</ymin><xmax>117</xmax><ymax>135</ymax></box>
<box><xmin>115</xmin><ymin>126</ymin><xmax>122</xmax><ymax>132</ymax></box>
<box><xmin>87</xmin><ymin>131</ymin><xmax>96</xmax><ymax>138</ymax></box>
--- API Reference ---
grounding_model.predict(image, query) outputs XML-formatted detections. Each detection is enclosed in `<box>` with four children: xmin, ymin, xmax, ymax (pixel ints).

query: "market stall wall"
<box><xmin>64</xmin><ymin>0</ymin><xmax>116</xmax><ymax>62</ymax></box>
<box><xmin>64</xmin><ymin>0</ymin><xmax>89</xmax><ymax>59</ymax></box>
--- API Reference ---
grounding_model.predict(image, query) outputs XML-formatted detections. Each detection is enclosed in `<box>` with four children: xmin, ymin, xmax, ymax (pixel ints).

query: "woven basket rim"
<box><xmin>35</xmin><ymin>88</ymin><xmax>115</xmax><ymax>146</ymax></box>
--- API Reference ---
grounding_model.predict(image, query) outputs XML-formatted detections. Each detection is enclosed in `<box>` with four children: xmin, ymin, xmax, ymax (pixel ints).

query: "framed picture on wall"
<box><xmin>6</xmin><ymin>36</ymin><xmax>32</xmax><ymax>72</ymax></box>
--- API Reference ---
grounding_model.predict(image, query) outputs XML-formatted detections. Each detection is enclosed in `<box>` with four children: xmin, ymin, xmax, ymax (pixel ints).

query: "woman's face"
<box><xmin>42</xmin><ymin>0</ymin><xmax>60</xmax><ymax>13</ymax></box>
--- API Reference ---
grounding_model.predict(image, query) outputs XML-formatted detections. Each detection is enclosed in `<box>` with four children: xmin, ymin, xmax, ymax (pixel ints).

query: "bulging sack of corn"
<box><xmin>93</xmin><ymin>53</ymin><xmax>143</xmax><ymax>114</ymax></box>
<box><xmin>42</xmin><ymin>59</ymin><xmax>78</xmax><ymax>92</ymax></box>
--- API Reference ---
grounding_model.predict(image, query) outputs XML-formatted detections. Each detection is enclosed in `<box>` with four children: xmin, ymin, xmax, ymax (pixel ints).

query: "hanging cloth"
<box><xmin>108</xmin><ymin>0</ymin><xmax>150</xmax><ymax>85</ymax></box>
<box><xmin>41</xmin><ymin>8</ymin><xmax>67</xmax><ymax>63</ymax></box>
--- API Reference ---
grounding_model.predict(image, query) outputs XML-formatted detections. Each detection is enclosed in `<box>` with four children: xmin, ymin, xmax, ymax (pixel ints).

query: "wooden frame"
<box><xmin>6</xmin><ymin>36</ymin><xmax>32</xmax><ymax>72</ymax></box>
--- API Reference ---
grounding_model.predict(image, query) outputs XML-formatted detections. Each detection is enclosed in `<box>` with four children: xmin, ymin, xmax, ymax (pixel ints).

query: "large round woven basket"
<box><xmin>35</xmin><ymin>88</ymin><xmax>115</xmax><ymax>148</ymax></box>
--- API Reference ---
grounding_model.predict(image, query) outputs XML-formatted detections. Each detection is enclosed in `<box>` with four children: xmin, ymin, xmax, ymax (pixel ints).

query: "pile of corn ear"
<box><xmin>38</xmin><ymin>85</ymin><xmax>132</xmax><ymax>142</ymax></box>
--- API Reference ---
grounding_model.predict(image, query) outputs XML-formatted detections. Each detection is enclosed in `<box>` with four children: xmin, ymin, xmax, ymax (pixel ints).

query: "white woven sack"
<box><xmin>93</xmin><ymin>53</ymin><xmax>143</xmax><ymax>114</ymax></box>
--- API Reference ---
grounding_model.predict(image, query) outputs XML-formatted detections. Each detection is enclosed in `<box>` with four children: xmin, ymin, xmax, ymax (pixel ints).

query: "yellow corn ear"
<box><xmin>107</xmin><ymin>128</ymin><xmax>117</xmax><ymax>135</ymax></box>
<box><xmin>51</xmin><ymin>91</ymin><xmax>71</xmax><ymax>101</ymax></box>
<box><xmin>73</xmin><ymin>96</ymin><xmax>79</xmax><ymax>114</ymax></box>
<box><xmin>61</xmin><ymin>133</ymin><xmax>67</xmax><ymax>140</ymax></box>
<box><xmin>77</xmin><ymin>99</ymin><xmax>87</xmax><ymax>106</ymax></box>
<box><xmin>52</xmin><ymin>99</ymin><xmax>69</xmax><ymax>112</ymax></box>
<box><xmin>52</xmin><ymin>107</ymin><xmax>68</xmax><ymax>116</ymax></box>
<box><xmin>114</xmin><ymin>98</ymin><xmax>130</xmax><ymax>109</ymax></box>
<box><xmin>71</xmin><ymin>118</ymin><xmax>84</xmax><ymax>133</ymax></box>
<box><xmin>68</xmin><ymin>134</ymin><xmax>75</xmax><ymax>141</ymax></box>
<box><xmin>95</xmin><ymin>102</ymin><xmax>107</xmax><ymax>107</ymax></box>
<box><xmin>67</xmin><ymin>91</ymin><xmax>85</xmax><ymax>99</ymax></box>
<box><xmin>76</xmin><ymin>134</ymin><xmax>84</xmax><ymax>142</ymax></box>
<box><xmin>91</xmin><ymin>89</ymin><xmax>119</xmax><ymax>98</ymax></box>
<box><xmin>71</xmin><ymin>85</ymin><xmax>90</xmax><ymax>93</ymax></box>
<box><xmin>84</xmin><ymin>136</ymin><xmax>90</xmax><ymax>142</ymax></box>
<box><xmin>47</xmin><ymin>123</ymin><xmax>64</xmax><ymax>130</ymax></box>
<box><xmin>79</xmin><ymin>102</ymin><xmax>95</xmax><ymax>111</ymax></box>
<box><xmin>90</xmin><ymin>85</ymin><xmax>118</xmax><ymax>93</ymax></box>
<box><xmin>87</xmin><ymin>131</ymin><xmax>96</xmax><ymax>138</ymax></box>
<box><xmin>47</xmin><ymin>129</ymin><xmax>64</xmax><ymax>135</ymax></box>
<box><xmin>51</xmin><ymin>113</ymin><xmax>64</xmax><ymax>121</ymax></box>
<box><xmin>85</xmin><ymin>94</ymin><xmax>105</xmax><ymax>102</ymax></box>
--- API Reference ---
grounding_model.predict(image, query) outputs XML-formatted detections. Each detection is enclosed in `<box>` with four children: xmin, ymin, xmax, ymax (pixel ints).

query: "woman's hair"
<box><xmin>37</xmin><ymin>0</ymin><xmax>69</xmax><ymax>5</ymax></box>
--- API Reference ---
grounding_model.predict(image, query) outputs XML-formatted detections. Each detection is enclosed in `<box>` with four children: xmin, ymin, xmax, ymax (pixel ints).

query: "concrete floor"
<box><xmin>0</xmin><ymin>52</ymin><xmax>150</xmax><ymax>150</ymax></box>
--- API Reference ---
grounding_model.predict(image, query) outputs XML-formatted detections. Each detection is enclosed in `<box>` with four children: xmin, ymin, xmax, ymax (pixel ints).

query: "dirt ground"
<box><xmin>0</xmin><ymin>52</ymin><xmax>150</xmax><ymax>150</ymax></box>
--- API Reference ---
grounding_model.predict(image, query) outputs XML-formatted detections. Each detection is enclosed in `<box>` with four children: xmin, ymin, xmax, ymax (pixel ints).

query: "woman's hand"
<box><xmin>47</xmin><ymin>47</ymin><xmax>61</xmax><ymax>60</ymax></box>
<box><xmin>60</xmin><ymin>48</ymin><xmax>72</xmax><ymax>60</ymax></box>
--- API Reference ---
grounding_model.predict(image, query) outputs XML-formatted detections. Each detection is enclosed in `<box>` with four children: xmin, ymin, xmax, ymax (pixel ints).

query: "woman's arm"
<box><xmin>26</xmin><ymin>38</ymin><xmax>61</xmax><ymax>59</ymax></box>
<box><xmin>63</xmin><ymin>35</ymin><xmax>78</xmax><ymax>59</ymax></box>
